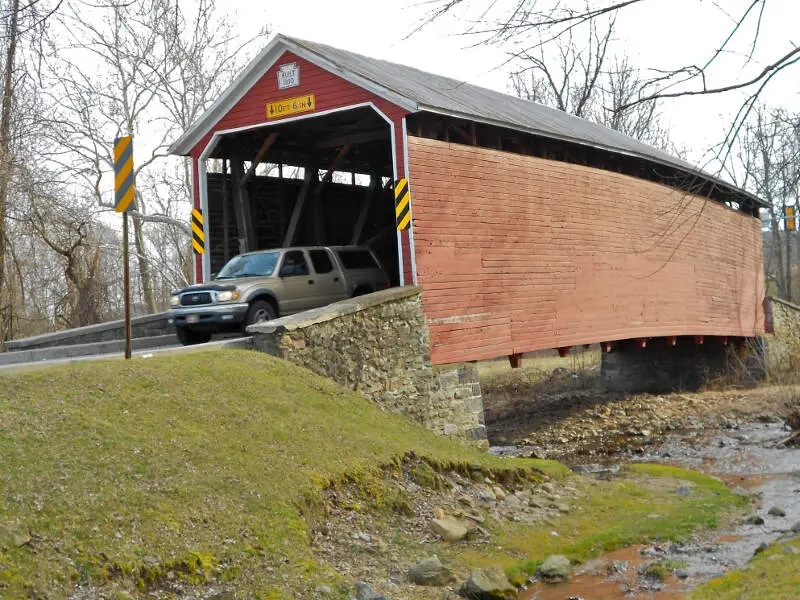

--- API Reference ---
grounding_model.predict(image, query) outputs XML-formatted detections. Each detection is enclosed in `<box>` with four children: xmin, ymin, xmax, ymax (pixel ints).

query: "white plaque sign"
<box><xmin>277</xmin><ymin>62</ymin><xmax>300</xmax><ymax>90</ymax></box>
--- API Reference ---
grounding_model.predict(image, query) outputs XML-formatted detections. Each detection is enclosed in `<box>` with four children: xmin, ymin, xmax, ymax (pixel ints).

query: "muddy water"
<box><xmin>521</xmin><ymin>546</ymin><xmax>686</xmax><ymax>599</ymax></box>
<box><xmin>515</xmin><ymin>422</ymin><xmax>800</xmax><ymax>599</ymax></box>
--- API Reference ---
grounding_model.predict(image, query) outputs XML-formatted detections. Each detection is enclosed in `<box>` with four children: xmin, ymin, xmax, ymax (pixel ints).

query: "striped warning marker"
<box><xmin>113</xmin><ymin>136</ymin><xmax>136</xmax><ymax>213</ymax></box>
<box><xmin>394</xmin><ymin>178</ymin><xmax>411</xmax><ymax>231</ymax></box>
<box><xmin>191</xmin><ymin>208</ymin><xmax>205</xmax><ymax>255</ymax></box>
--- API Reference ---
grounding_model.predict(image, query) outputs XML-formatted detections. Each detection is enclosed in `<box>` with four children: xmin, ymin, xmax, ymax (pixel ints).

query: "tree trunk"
<box><xmin>786</xmin><ymin>204</ymin><xmax>793</xmax><ymax>303</ymax></box>
<box><xmin>132</xmin><ymin>213</ymin><xmax>157</xmax><ymax>313</ymax></box>
<box><xmin>0</xmin><ymin>0</ymin><xmax>20</xmax><ymax>340</ymax></box>
<box><xmin>770</xmin><ymin>207</ymin><xmax>786</xmax><ymax>298</ymax></box>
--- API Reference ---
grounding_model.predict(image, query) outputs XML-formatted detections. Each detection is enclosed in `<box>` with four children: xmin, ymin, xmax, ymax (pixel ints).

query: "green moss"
<box><xmin>410</xmin><ymin>460</ymin><xmax>441</xmax><ymax>489</ymax></box>
<box><xmin>691</xmin><ymin>537</ymin><xmax>800</xmax><ymax>599</ymax></box>
<box><xmin>643</xmin><ymin>562</ymin><xmax>670</xmax><ymax>582</ymax></box>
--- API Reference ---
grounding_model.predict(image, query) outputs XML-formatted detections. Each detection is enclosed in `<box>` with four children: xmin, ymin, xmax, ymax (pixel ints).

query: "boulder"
<box><xmin>746</xmin><ymin>515</ymin><xmax>765</xmax><ymax>525</ymax></box>
<box><xmin>1</xmin><ymin>526</ymin><xmax>31</xmax><ymax>548</ymax></box>
<box><xmin>431</xmin><ymin>517</ymin><xmax>468</xmax><ymax>542</ymax></box>
<box><xmin>458</xmin><ymin>566</ymin><xmax>516</xmax><ymax>599</ymax></box>
<box><xmin>407</xmin><ymin>556</ymin><xmax>453</xmax><ymax>586</ymax></box>
<box><xmin>537</xmin><ymin>554</ymin><xmax>571</xmax><ymax>579</ymax></box>
<box><xmin>768</xmin><ymin>506</ymin><xmax>786</xmax><ymax>517</ymax></box>
<box><xmin>355</xmin><ymin>581</ymin><xmax>387</xmax><ymax>600</ymax></box>
<box><xmin>478</xmin><ymin>489</ymin><xmax>496</xmax><ymax>503</ymax></box>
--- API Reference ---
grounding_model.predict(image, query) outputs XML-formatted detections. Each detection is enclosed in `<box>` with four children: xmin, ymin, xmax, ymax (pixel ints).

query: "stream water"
<box><xmin>510</xmin><ymin>422</ymin><xmax>800</xmax><ymax>599</ymax></box>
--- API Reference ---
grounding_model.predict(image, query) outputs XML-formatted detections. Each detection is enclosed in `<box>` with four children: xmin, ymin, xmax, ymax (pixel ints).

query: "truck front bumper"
<box><xmin>168</xmin><ymin>303</ymin><xmax>250</xmax><ymax>331</ymax></box>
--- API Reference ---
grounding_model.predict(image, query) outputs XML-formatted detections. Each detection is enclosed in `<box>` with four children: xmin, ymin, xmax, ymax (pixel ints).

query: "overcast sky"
<box><xmin>219</xmin><ymin>0</ymin><xmax>799</xmax><ymax>172</ymax></box>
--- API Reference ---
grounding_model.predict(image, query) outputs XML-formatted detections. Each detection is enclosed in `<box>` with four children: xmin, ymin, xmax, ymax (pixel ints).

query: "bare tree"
<box><xmin>601</xmin><ymin>56</ymin><xmax>669</xmax><ymax>149</ymax></box>
<box><xmin>0</xmin><ymin>0</ymin><xmax>63</xmax><ymax>339</ymax></box>
<box><xmin>0</xmin><ymin>0</ymin><xmax>262</xmax><ymax>340</ymax></box>
<box><xmin>420</xmin><ymin>0</ymin><xmax>798</xmax><ymax>157</ymax></box>
<box><xmin>43</xmin><ymin>0</ymin><xmax>262</xmax><ymax>310</ymax></box>
<box><xmin>509</xmin><ymin>14</ymin><xmax>670</xmax><ymax>149</ymax></box>
<box><xmin>729</xmin><ymin>105</ymin><xmax>799</xmax><ymax>301</ymax></box>
<box><xmin>510</xmin><ymin>13</ymin><xmax>613</xmax><ymax>118</ymax></box>
<box><xmin>0</xmin><ymin>0</ymin><xmax>20</xmax><ymax>326</ymax></box>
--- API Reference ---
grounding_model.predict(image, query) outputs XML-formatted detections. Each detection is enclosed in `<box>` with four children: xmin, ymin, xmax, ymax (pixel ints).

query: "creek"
<box><xmin>497</xmin><ymin>421</ymin><xmax>800</xmax><ymax>599</ymax></box>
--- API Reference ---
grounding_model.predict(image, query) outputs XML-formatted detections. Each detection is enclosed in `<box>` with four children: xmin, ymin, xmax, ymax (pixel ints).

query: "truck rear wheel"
<box><xmin>176</xmin><ymin>327</ymin><xmax>211</xmax><ymax>346</ymax></box>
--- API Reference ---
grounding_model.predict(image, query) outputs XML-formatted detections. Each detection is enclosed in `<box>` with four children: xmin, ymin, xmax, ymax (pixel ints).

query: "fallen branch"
<box><xmin>774</xmin><ymin>431</ymin><xmax>800</xmax><ymax>448</ymax></box>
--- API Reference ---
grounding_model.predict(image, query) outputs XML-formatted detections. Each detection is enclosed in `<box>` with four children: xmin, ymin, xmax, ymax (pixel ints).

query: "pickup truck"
<box><xmin>168</xmin><ymin>246</ymin><xmax>390</xmax><ymax>345</ymax></box>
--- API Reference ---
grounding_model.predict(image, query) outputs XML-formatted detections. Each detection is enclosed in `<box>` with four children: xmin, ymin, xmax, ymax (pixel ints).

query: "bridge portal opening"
<box><xmin>203</xmin><ymin>106</ymin><xmax>399</xmax><ymax>285</ymax></box>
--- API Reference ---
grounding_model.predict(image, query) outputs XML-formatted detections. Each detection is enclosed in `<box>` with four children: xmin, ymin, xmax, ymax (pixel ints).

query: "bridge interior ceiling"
<box><xmin>204</xmin><ymin>107</ymin><xmax>399</xmax><ymax>284</ymax></box>
<box><xmin>209</xmin><ymin>106</ymin><xmax>394</xmax><ymax>175</ymax></box>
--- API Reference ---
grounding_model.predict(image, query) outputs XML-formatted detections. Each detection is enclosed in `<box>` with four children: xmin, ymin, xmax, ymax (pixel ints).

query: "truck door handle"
<box><xmin>308</xmin><ymin>280</ymin><xmax>314</xmax><ymax>285</ymax></box>
<box><xmin>333</xmin><ymin>277</ymin><xmax>340</xmax><ymax>282</ymax></box>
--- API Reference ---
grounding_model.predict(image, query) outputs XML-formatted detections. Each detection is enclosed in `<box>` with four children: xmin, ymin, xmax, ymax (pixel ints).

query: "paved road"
<box><xmin>0</xmin><ymin>336</ymin><xmax>252</xmax><ymax>373</ymax></box>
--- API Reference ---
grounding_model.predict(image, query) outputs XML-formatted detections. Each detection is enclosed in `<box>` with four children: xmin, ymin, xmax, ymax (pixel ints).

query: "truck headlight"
<box><xmin>169</xmin><ymin>295</ymin><xmax>180</xmax><ymax>307</ymax></box>
<box><xmin>217</xmin><ymin>290</ymin><xmax>240</xmax><ymax>302</ymax></box>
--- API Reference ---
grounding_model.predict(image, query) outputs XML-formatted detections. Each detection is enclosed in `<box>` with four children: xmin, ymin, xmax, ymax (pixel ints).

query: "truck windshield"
<box><xmin>215</xmin><ymin>252</ymin><xmax>280</xmax><ymax>279</ymax></box>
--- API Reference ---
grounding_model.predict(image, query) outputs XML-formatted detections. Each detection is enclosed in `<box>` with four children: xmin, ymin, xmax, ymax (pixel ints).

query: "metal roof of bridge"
<box><xmin>170</xmin><ymin>34</ymin><xmax>765</xmax><ymax>208</ymax></box>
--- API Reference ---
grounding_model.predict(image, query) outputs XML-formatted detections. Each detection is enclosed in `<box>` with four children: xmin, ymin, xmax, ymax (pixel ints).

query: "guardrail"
<box><xmin>4</xmin><ymin>312</ymin><xmax>173</xmax><ymax>352</ymax></box>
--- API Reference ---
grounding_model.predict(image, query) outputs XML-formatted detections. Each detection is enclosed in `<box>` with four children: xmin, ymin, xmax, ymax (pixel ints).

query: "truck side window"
<box><xmin>337</xmin><ymin>249</ymin><xmax>379</xmax><ymax>270</ymax></box>
<box><xmin>279</xmin><ymin>251</ymin><xmax>310</xmax><ymax>277</ymax></box>
<box><xmin>309</xmin><ymin>250</ymin><xmax>334</xmax><ymax>274</ymax></box>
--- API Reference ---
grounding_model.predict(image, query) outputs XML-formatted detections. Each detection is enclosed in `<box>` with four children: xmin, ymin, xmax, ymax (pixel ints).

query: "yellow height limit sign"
<box><xmin>114</xmin><ymin>135</ymin><xmax>136</xmax><ymax>212</ymax></box>
<box><xmin>267</xmin><ymin>94</ymin><xmax>315</xmax><ymax>119</ymax></box>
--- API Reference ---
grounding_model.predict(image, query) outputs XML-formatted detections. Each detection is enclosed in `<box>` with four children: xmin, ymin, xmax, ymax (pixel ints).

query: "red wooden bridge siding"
<box><xmin>189</xmin><ymin>50</ymin><xmax>412</xmax><ymax>283</ymax></box>
<box><xmin>407</xmin><ymin>137</ymin><xmax>765</xmax><ymax>366</ymax></box>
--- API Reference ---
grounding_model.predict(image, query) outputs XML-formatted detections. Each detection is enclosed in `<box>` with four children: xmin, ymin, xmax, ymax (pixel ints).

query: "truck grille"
<box><xmin>180</xmin><ymin>292</ymin><xmax>212</xmax><ymax>306</ymax></box>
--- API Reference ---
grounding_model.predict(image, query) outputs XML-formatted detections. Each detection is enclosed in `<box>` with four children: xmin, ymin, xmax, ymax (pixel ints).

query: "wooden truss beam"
<box><xmin>230</xmin><ymin>158</ymin><xmax>256</xmax><ymax>253</ymax></box>
<box><xmin>311</xmin><ymin>144</ymin><xmax>353</xmax><ymax>244</ymax></box>
<box><xmin>351</xmin><ymin>171</ymin><xmax>380</xmax><ymax>245</ymax></box>
<box><xmin>315</xmin><ymin>129</ymin><xmax>386</xmax><ymax>149</ymax></box>
<box><xmin>240</xmin><ymin>133</ymin><xmax>279</xmax><ymax>188</ymax></box>
<box><xmin>283</xmin><ymin>166</ymin><xmax>316</xmax><ymax>247</ymax></box>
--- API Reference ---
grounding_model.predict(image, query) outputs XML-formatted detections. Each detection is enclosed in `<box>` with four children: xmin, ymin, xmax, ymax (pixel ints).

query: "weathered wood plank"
<box><xmin>407</xmin><ymin>136</ymin><xmax>765</xmax><ymax>366</ymax></box>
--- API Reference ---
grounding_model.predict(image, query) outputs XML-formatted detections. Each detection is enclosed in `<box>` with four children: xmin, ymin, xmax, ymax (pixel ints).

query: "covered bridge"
<box><xmin>169</xmin><ymin>34</ymin><xmax>765</xmax><ymax>367</ymax></box>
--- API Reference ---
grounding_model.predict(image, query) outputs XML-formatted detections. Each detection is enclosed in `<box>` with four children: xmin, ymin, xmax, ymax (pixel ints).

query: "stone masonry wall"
<box><xmin>249</xmin><ymin>287</ymin><xmax>486</xmax><ymax>443</ymax></box>
<box><xmin>766</xmin><ymin>297</ymin><xmax>800</xmax><ymax>376</ymax></box>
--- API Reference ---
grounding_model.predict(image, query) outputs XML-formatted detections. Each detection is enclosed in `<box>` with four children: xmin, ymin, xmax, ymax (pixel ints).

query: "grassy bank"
<box><xmin>0</xmin><ymin>350</ymin><xmax>747</xmax><ymax>598</ymax></box>
<box><xmin>0</xmin><ymin>350</ymin><xmax>556</xmax><ymax>598</ymax></box>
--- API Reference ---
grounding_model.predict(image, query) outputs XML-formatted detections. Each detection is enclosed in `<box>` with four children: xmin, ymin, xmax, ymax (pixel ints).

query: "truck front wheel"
<box><xmin>242</xmin><ymin>300</ymin><xmax>276</xmax><ymax>334</ymax></box>
<box><xmin>176</xmin><ymin>327</ymin><xmax>212</xmax><ymax>346</ymax></box>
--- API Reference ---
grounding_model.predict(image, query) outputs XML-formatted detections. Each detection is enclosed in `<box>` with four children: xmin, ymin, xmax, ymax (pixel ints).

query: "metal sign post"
<box><xmin>114</xmin><ymin>135</ymin><xmax>136</xmax><ymax>359</ymax></box>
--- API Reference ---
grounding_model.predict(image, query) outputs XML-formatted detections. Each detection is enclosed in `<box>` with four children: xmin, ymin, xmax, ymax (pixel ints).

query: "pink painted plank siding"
<box><xmin>407</xmin><ymin>137</ymin><xmax>765</xmax><ymax>365</ymax></box>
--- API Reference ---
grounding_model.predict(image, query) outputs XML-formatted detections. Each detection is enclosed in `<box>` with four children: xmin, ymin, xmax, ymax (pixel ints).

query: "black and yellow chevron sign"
<box><xmin>113</xmin><ymin>136</ymin><xmax>136</xmax><ymax>213</ymax></box>
<box><xmin>191</xmin><ymin>208</ymin><xmax>205</xmax><ymax>255</ymax></box>
<box><xmin>394</xmin><ymin>178</ymin><xmax>411</xmax><ymax>231</ymax></box>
